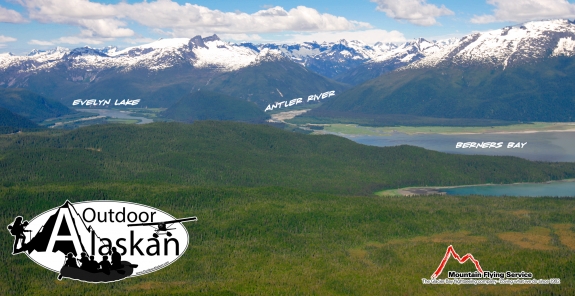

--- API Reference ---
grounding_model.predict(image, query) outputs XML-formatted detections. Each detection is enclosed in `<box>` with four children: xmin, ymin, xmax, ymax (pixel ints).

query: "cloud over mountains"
<box><xmin>16</xmin><ymin>0</ymin><xmax>371</xmax><ymax>45</ymax></box>
<box><xmin>472</xmin><ymin>0</ymin><xmax>575</xmax><ymax>24</ymax></box>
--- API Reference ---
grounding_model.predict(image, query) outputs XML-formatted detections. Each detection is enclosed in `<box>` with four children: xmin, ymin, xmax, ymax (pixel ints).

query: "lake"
<box><xmin>344</xmin><ymin>131</ymin><xmax>575</xmax><ymax>162</ymax></box>
<box><xmin>441</xmin><ymin>181</ymin><xmax>575</xmax><ymax>197</ymax></box>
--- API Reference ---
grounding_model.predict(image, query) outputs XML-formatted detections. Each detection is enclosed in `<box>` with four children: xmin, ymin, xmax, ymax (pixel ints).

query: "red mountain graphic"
<box><xmin>431</xmin><ymin>245</ymin><xmax>483</xmax><ymax>279</ymax></box>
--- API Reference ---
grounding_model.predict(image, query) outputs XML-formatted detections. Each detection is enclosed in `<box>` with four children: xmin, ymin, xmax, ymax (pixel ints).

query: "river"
<box><xmin>77</xmin><ymin>109</ymin><xmax>153</xmax><ymax>124</ymax></box>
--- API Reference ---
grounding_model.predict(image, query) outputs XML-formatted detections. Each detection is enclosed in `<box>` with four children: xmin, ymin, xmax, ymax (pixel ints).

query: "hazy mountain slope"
<box><xmin>202</xmin><ymin>50</ymin><xmax>349</xmax><ymax>108</ymax></box>
<box><xmin>162</xmin><ymin>90</ymin><xmax>269</xmax><ymax>123</ymax></box>
<box><xmin>0</xmin><ymin>88</ymin><xmax>73</xmax><ymax>122</ymax></box>
<box><xmin>310</xmin><ymin>56</ymin><xmax>575</xmax><ymax>122</ymax></box>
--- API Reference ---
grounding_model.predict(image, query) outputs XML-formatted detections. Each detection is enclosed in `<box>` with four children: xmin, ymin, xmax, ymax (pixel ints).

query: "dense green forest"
<box><xmin>0</xmin><ymin>88</ymin><xmax>73</xmax><ymax>122</ymax></box>
<box><xmin>309</xmin><ymin>56</ymin><xmax>575</xmax><ymax>122</ymax></box>
<box><xmin>1</xmin><ymin>121</ymin><xmax>574</xmax><ymax>194</ymax></box>
<box><xmin>162</xmin><ymin>90</ymin><xmax>270</xmax><ymax>123</ymax></box>
<box><xmin>1</xmin><ymin>185</ymin><xmax>574</xmax><ymax>295</ymax></box>
<box><xmin>0</xmin><ymin>108</ymin><xmax>38</xmax><ymax>129</ymax></box>
<box><xmin>0</xmin><ymin>108</ymin><xmax>41</xmax><ymax>134</ymax></box>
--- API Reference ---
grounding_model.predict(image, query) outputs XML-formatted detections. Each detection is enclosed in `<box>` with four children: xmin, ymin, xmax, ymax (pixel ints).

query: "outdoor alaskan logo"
<box><xmin>7</xmin><ymin>200</ymin><xmax>197</xmax><ymax>283</ymax></box>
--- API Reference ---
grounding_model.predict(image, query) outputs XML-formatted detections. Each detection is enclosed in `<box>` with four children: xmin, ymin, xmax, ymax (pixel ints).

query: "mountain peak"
<box><xmin>28</xmin><ymin>49</ymin><xmax>44</xmax><ymax>56</ymax></box>
<box><xmin>253</xmin><ymin>48</ymin><xmax>285</xmax><ymax>63</ymax></box>
<box><xmin>203</xmin><ymin>34</ymin><xmax>221</xmax><ymax>42</ymax></box>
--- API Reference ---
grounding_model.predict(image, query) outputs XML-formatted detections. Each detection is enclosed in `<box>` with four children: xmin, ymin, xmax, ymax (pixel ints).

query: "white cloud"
<box><xmin>18</xmin><ymin>0</ymin><xmax>371</xmax><ymax>39</ymax></box>
<box><xmin>0</xmin><ymin>35</ymin><xmax>17</xmax><ymax>48</ymax></box>
<box><xmin>218</xmin><ymin>34</ymin><xmax>264</xmax><ymax>42</ymax></box>
<box><xmin>29</xmin><ymin>39</ymin><xmax>54</xmax><ymax>46</ymax></box>
<box><xmin>122</xmin><ymin>4</ymin><xmax>371</xmax><ymax>36</ymax></box>
<box><xmin>283</xmin><ymin>29</ymin><xmax>407</xmax><ymax>45</ymax></box>
<box><xmin>29</xmin><ymin>35</ymin><xmax>112</xmax><ymax>46</ymax></box>
<box><xmin>20</xmin><ymin>0</ymin><xmax>131</xmax><ymax>38</ymax></box>
<box><xmin>123</xmin><ymin>37</ymin><xmax>157</xmax><ymax>45</ymax></box>
<box><xmin>471</xmin><ymin>0</ymin><xmax>575</xmax><ymax>24</ymax></box>
<box><xmin>0</xmin><ymin>35</ymin><xmax>17</xmax><ymax>43</ymax></box>
<box><xmin>54</xmin><ymin>36</ymin><xmax>110</xmax><ymax>45</ymax></box>
<box><xmin>0</xmin><ymin>6</ymin><xmax>27</xmax><ymax>23</ymax></box>
<box><xmin>371</xmin><ymin>0</ymin><xmax>454</xmax><ymax>26</ymax></box>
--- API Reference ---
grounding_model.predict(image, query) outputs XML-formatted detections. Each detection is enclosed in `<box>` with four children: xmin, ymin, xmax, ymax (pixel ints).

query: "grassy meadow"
<box><xmin>1</xmin><ymin>185</ymin><xmax>574</xmax><ymax>295</ymax></box>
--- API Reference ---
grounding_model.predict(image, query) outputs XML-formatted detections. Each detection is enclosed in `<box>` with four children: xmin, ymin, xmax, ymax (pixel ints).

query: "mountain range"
<box><xmin>1</xmin><ymin>19</ymin><xmax>575</xmax><ymax>121</ymax></box>
<box><xmin>0</xmin><ymin>35</ymin><xmax>454</xmax><ymax>85</ymax></box>
<box><xmin>308</xmin><ymin>19</ymin><xmax>575</xmax><ymax>123</ymax></box>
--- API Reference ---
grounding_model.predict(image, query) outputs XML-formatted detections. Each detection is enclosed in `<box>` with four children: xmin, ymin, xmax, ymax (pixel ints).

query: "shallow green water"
<box><xmin>441</xmin><ymin>181</ymin><xmax>575</xmax><ymax>197</ymax></box>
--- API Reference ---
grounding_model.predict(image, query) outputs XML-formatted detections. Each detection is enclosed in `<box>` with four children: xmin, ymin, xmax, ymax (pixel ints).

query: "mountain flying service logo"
<box><xmin>422</xmin><ymin>245</ymin><xmax>561</xmax><ymax>285</ymax></box>
<box><xmin>431</xmin><ymin>245</ymin><xmax>483</xmax><ymax>279</ymax></box>
<box><xmin>7</xmin><ymin>200</ymin><xmax>196</xmax><ymax>283</ymax></box>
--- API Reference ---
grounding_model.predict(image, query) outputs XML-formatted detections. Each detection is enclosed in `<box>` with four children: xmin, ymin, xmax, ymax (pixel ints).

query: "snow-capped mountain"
<box><xmin>0</xmin><ymin>35</ymin><xmax>261</xmax><ymax>76</ymax></box>
<box><xmin>2</xmin><ymin>19</ymin><xmax>575</xmax><ymax>83</ymax></box>
<box><xmin>0</xmin><ymin>34</ymin><xmax>348</xmax><ymax>108</ymax></box>
<box><xmin>251</xmin><ymin>38</ymin><xmax>456</xmax><ymax>79</ymax></box>
<box><xmin>0</xmin><ymin>34</ymin><xmax>456</xmax><ymax>83</ymax></box>
<box><xmin>334</xmin><ymin>38</ymin><xmax>458</xmax><ymax>84</ymax></box>
<box><xmin>408</xmin><ymin>19</ymin><xmax>575</xmax><ymax>70</ymax></box>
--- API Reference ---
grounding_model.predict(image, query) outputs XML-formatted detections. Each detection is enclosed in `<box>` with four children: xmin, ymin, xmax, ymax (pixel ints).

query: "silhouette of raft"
<box><xmin>58</xmin><ymin>261</ymin><xmax>138</xmax><ymax>282</ymax></box>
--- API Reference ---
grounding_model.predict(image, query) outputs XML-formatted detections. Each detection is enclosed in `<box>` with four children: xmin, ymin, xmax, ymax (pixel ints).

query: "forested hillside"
<box><xmin>1</xmin><ymin>121</ymin><xmax>574</xmax><ymax>194</ymax></box>
<box><xmin>307</xmin><ymin>57</ymin><xmax>575</xmax><ymax>122</ymax></box>
<box><xmin>0</xmin><ymin>88</ymin><xmax>73</xmax><ymax>122</ymax></box>
<box><xmin>162</xmin><ymin>91</ymin><xmax>269</xmax><ymax>123</ymax></box>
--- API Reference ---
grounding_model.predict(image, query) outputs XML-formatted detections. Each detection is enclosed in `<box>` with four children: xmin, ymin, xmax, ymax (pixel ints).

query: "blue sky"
<box><xmin>1</xmin><ymin>0</ymin><xmax>575</xmax><ymax>54</ymax></box>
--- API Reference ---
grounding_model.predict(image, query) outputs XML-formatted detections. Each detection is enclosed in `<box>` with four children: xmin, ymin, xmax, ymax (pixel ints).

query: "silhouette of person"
<box><xmin>7</xmin><ymin>216</ymin><xmax>30</xmax><ymax>253</ymax></box>
<box><xmin>64</xmin><ymin>253</ymin><xmax>78</xmax><ymax>268</ymax></box>
<box><xmin>99</xmin><ymin>255</ymin><xmax>111</xmax><ymax>275</ymax></box>
<box><xmin>78</xmin><ymin>252</ymin><xmax>90</xmax><ymax>271</ymax></box>
<box><xmin>110</xmin><ymin>247</ymin><xmax>123</xmax><ymax>270</ymax></box>
<box><xmin>86</xmin><ymin>255</ymin><xmax>99</xmax><ymax>272</ymax></box>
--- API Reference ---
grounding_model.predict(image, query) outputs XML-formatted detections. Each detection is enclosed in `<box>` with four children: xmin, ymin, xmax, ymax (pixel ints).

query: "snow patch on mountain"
<box><xmin>112</xmin><ymin>38</ymin><xmax>190</xmax><ymax>55</ymax></box>
<box><xmin>193</xmin><ymin>39</ymin><xmax>258</xmax><ymax>71</ymax></box>
<box><xmin>553</xmin><ymin>37</ymin><xmax>575</xmax><ymax>57</ymax></box>
<box><xmin>407</xmin><ymin>19</ymin><xmax>575</xmax><ymax>69</ymax></box>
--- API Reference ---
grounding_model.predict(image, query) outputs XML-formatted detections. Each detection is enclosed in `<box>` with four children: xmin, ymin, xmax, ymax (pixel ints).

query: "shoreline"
<box><xmin>376</xmin><ymin>178</ymin><xmax>575</xmax><ymax>196</ymax></box>
<box><xmin>426</xmin><ymin>128</ymin><xmax>575</xmax><ymax>135</ymax></box>
<box><xmin>319</xmin><ymin>123</ymin><xmax>575</xmax><ymax>136</ymax></box>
